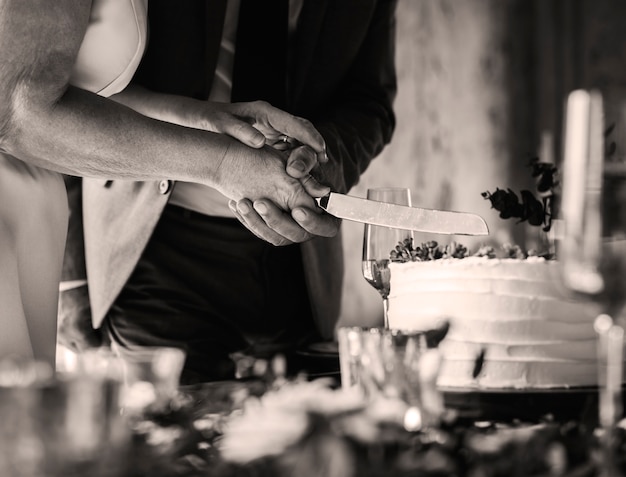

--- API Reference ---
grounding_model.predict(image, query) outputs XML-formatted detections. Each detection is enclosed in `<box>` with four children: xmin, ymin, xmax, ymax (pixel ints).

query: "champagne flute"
<box><xmin>362</xmin><ymin>188</ymin><xmax>413</xmax><ymax>328</ymax></box>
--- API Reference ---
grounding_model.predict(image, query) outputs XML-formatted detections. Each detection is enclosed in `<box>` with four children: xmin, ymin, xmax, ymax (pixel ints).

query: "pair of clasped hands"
<box><xmin>212</xmin><ymin>101</ymin><xmax>340</xmax><ymax>246</ymax></box>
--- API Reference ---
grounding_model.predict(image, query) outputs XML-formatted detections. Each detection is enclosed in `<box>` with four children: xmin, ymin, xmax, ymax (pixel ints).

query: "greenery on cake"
<box><xmin>390</xmin><ymin>238</ymin><xmax>533</xmax><ymax>262</ymax></box>
<box><xmin>391</xmin><ymin>156</ymin><xmax>559</xmax><ymax>262</ymax></box>
<box><xmin>481</xmin><ymin>156</ymin><xmax>559</xmax><ymax>233</ymax></box>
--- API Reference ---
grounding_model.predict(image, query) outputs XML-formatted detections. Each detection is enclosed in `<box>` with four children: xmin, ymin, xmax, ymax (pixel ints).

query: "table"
<box><xmin>0</xmin><ymin>358</ymin><xmax>621</xmax><ymax>476</ymax></box>
<box><xmin>126</xmin><ymin>378</ymin><xmax>624</xmax><ymax>477</ymax></box>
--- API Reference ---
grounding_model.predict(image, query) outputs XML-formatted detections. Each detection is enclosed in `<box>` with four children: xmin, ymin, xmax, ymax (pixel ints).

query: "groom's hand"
<box><xmin>228</xmin><ymin>145</ymin><xmax>340</xmax><ymax>246</ymax></box>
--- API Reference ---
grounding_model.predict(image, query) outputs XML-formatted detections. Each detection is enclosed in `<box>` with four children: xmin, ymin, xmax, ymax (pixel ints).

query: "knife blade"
<box><xmin>316</xmin><ymin>192</ymin><xmax>489</xmax><ymax>236</ymax></box>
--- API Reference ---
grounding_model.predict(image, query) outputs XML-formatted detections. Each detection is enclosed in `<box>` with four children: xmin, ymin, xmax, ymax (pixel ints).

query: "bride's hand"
<box><xmin>111</xmin><ymin>87</ymin><xmax>328</xmax><ymax>167</ymax></box>
<box><xmin>213</xmin><ymin>101</ymin><xmax>328</xmax><ymax>161</ymax></box>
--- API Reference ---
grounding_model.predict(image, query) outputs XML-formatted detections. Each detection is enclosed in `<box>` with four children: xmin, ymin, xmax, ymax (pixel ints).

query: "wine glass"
<box><xmin>362</xmin><ymin>188</ymin><xmax>413</xmax><ymax>328</ymax></box>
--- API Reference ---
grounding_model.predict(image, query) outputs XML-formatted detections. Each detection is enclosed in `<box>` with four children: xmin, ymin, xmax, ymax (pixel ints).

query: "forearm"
<box><xmin>4</xmin><ymin>85</ymin><xmax>233</xmax><ymax>184</ymax></box>
<box><xmin>110</xmin><ymin>84</ymin><xmax>202</xmax><ymax>128</ymax></box>
<box><xmin>0</xmin><ymin>0</ymin><xmax>237</xmax><ymax>186</ymax></box>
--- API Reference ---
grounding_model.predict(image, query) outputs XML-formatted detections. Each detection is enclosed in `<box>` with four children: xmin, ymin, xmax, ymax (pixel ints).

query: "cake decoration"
<box><xmin>482</xmin><ymin>156</ymin><xmax>559</xmax><ymax>233</ymax></box>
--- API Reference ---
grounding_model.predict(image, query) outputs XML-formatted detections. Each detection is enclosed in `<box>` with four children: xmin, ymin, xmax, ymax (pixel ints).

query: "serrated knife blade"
<box><xmin>316</xmin><ymin>192</ymin><xmax>489</xmax><ymax>236</ymax></box>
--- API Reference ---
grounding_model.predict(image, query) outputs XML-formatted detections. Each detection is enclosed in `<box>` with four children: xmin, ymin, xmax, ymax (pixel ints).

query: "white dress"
<box><xmin>0</xmin><ymin>0</ymin><xmax>147</xmax><ymax>368</ymax></box>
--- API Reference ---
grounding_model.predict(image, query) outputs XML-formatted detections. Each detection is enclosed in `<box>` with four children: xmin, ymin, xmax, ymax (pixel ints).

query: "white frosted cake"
<box><xmin>387</xmin><ymin>256</ymin><xmax>608</xmax><ymax>389</ymax></box>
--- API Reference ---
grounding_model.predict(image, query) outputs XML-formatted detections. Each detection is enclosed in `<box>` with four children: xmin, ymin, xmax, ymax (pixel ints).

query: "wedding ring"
<box><xmin>280</xmin><ymin>134</ymin><xmax>290</xmax><ymax>143</ymax></box>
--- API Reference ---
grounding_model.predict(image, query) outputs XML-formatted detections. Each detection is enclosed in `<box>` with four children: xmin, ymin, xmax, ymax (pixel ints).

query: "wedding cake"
<box><xmin>384</xmin><ymin>156</ymin><xmax>626</xmax><ymax>389</ymax></box>
<box><xmin>387</xmin><ymin>251</ymin><xmax>604</xmax><ymax>389</ymax></box>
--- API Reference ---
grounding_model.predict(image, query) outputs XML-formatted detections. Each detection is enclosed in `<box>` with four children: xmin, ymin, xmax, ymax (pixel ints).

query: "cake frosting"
<box><xmin>387</xmin><ymin>257</ymin><xmax>612</xmax><ymax>389</ymax></box>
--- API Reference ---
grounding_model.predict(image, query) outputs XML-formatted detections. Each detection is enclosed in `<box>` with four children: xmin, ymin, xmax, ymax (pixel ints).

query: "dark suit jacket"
<box><xmin>64</xmin><ymin>0</ymin><xmax>397</xmax><ymax>339</ymax></box>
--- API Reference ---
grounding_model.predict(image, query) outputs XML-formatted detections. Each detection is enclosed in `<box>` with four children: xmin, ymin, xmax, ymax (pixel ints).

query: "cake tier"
<box><xmin>438</xmin><ymin>359</ymin><xmax>599</xmax><ymax>389</ymax></box>
<box><xmin>387</xmin><ymin>258</ymin><xmax>611</xmax><ymax>389</ymax></box>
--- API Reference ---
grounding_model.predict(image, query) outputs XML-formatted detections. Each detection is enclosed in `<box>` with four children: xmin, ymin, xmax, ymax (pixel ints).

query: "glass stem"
<box><xmin>383</xmin><ymin>297</ymin><xmax>390</xmax><ymax>329</ymax></box>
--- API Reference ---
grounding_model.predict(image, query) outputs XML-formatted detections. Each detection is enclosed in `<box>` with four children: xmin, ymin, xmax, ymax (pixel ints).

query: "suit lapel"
<box><xmin>289</xmin><ymin>0</ymin><xmax>329</xmax><ymax>107</ymax></box>
<box><xmin>84</xmin><ymin>180</ymin><xmax>169</xmax><ymax>328</ymax></box>
<box><xmin>135</xmin><ymin>1</ymin><xmax>226</xmax><ymax>99</ymax></box>
<box><xmin>203</xmin><ymin>0</ymin><xmax>228</xmax><ymax>97</ymax></box>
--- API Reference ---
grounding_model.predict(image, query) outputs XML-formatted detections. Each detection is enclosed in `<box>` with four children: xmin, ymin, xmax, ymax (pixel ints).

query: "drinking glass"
<box><xmin>560</xmin><ymin>89</ymin><xmax>626</xmax><ymax>476</ymax></box>
<box><xmin>337</xmin><ymin>326</ymin><xmax>445</xmax><ymax>430</ymax></box>
<box><xmin>560</xmin><ymin>89</ymin><xmax>626</xmax><ymax>378</ymax></box>
<box><xmin>362</xmin><ymin>188</ymin><xmax>413</xmax><ymax>328</ymax></box>
<box><xmin>0</xmin><ymin>357</ymin><xmax>130</xmax><ymax>477</ymax></box>
<box><xmin>114</xmin><ymin>346</ymin><xmax>186</xmax><ymax>418</ymax></box>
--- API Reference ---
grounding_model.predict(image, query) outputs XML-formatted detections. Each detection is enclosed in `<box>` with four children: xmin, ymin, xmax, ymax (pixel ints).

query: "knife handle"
<box><xmin>315</xmin><ymin>194</ymin><xmax>330</xmax><ymax>210</ymax></box>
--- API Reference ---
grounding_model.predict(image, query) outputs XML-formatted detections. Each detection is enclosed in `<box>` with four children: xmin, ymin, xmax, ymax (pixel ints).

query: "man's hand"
<box><xmin>229</xmin><ymin>195</ymin><xmax>340</xmax><ymax>246</ymax></box>
<box><xmin>216</xmin><ymin>101</ymin><xmax>329</xmax><ymax>165</ymax></box>
<box><xmin>57</xmin><ymin>285</ymin><xmax>102</xmax><ymax>352</ymax></box>
<box><xmin>227</xmin><ymin>144</ymin><xmax>340</xmax><ymax>246</ymax></box>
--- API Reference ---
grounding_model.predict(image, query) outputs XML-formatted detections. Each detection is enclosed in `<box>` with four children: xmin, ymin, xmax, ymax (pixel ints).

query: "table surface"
<box><xmin>120</xmin><ymin>374</ymin><xmax>625</xmax><ymax>477</ymax></box>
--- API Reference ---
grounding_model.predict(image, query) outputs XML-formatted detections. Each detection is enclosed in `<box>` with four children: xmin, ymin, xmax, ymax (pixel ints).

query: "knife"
<box><xmin>315</xmin><ymin>192</ymin><xmax>489</xmax><ymax>236</ymax></box>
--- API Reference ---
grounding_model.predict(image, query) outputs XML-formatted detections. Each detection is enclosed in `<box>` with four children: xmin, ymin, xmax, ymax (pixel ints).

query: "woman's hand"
<box><xmin>112</xmin><ymin>87</ymin><xmax>328</xmax><ymax>166</ymax></box>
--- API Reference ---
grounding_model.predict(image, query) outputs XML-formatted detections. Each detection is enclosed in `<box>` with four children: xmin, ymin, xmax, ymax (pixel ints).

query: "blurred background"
<box><xmin>338</xmin><ymin>0</ymin><xmax>626</xmax><ymax>328</ymax></box>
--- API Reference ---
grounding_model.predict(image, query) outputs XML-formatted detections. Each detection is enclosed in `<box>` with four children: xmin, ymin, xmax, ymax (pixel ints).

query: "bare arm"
<box><xmin>112</xmin><ymin>85</ymin><xmax>328</xmax><ymax>165</ymax></box>
<box><xmin>0</xmin><ymin>1</ymin><xmax>219</xmax><ymax>181</ymax></box>
<box><xmin>0</xmin><ymin>0</ymin><xmax>318</xmax><ymax>212</ymax></box>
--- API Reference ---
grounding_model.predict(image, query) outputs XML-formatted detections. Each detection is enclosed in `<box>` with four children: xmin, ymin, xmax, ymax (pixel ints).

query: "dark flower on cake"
<box><xmin>520</xmin><ymin>190</ymin><xmax>545</xmax><ymax>226</ymax></box>
<box><xmin>474</xmin><ymin>245</ymin><xmax>496</xmax><ymax>258</ymax></box>
<box><xmin>482</xmin><ymin>157</ymin><xmax>559</xmax><ymax>232</ymax></box>
<box><xmin>481</xmin><ymin>188</ymin><xmax>523</xmax><ymax>220</ymax></box>
<box><xmin>528</xmin><ymin>156</ymin><xmax>558</xmax><ymax>194</ymax></box>
<box><xmin>502</xmin><ymin>243</ymin><xmax>526</xmax><ymax>259</ymax></box>
<box><xmin>481</xmin><ymin>188</ymin><xmax>546</xmax><ymax>228</ymax></box>
<box><xmin>472</xmin><ymin>348</ymin><xmax>486</xmax><ymax>379</ymax></box>
<box><xmin>391</xmin><ymin>240</ymin><xmax>442</xmax><ymax>262</ymax></box>
<box><xmin>391</xmin><ymin>240</ymin><xmax>507</xmax><ymax>262</ymax></box>
<box><xmin>443</xmin><ymin>242</ymin><xmax>469</xmax><ymax>259</ymax></box>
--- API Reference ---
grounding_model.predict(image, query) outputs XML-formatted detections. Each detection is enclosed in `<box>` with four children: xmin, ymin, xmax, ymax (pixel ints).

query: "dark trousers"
<box><xmin>102</xmin><ymin>204</ymin><xmax>321</xmax><ymax>383</ymax></box>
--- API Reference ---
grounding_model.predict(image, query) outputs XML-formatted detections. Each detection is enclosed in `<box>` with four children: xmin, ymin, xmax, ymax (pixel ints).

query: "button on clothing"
<box><xmin>158</xmin><ymin>180</ymin><xmax>173</xmax><ymax>195</ymax></box>
<box><xmin>102</xmin><ymin>204</ymin><xmax>321</xmax><ymax>383</ymax></box>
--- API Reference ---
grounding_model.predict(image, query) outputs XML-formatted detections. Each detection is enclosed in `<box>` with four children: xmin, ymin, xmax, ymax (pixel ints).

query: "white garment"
<box><xmin>0</xmin><ymin>0</ymin><xmax>148</xmax><ymax>368</ymax></box>
<box><xmin>71</xmin><ymin>0</ymin><xmax>148</xmax><ymax>97</ymax></box>
<box><xmin>0</xmin><ymin>154</ymin><xmax>68</xmax><ymax>366</ymax></box>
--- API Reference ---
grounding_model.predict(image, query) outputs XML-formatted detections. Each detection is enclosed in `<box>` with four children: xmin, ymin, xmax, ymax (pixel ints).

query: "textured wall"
<box><xmin>579</xmin><ymin>0</ymin><xmax>626</xmax><ymax>155</ymax></box>
<box><xmin>338</xmin><ymin>0</ymin><xmax>536</xmax><ymax>327</ymax></box>
<box><xmin>337</xmin><ymin>0</ymin><xmax>626</xmax><ymax>328</ymax></box>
